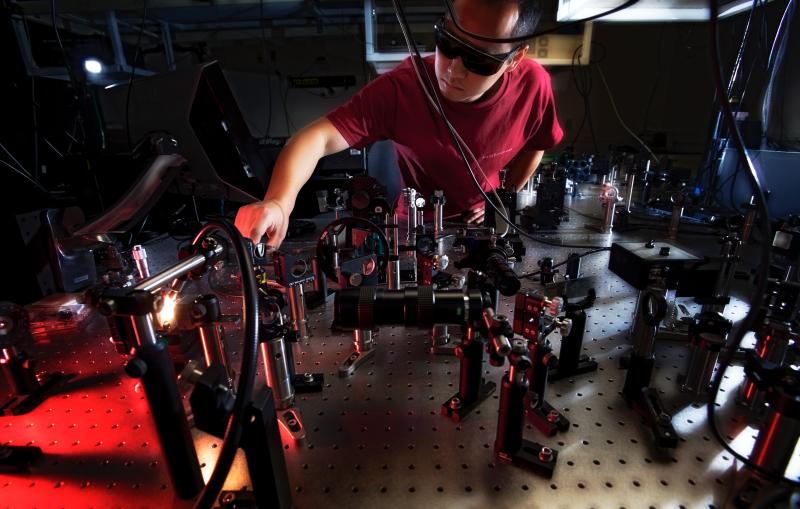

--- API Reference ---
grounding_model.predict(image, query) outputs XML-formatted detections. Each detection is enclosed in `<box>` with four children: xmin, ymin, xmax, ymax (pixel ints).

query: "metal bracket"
<box><xmin>524</xmin><ymin>398</ymin><xmax>570</xmax><ymax>437</ymax></box>
<box><xmin>292</xmin><ymin>372</ymin><xmax>324</xmax><ymax>393</ymax></box>
<box><xmin>0</xmin><ymin>372</ymin><xmax>74</xmax><ymax>416</ymax></box>
<box><xmin>277</xmin><ymin>408</ymin><xmax>306</xmax><ymax>444</ymax></box>
<box><xmin>440</xmin><ymin>381</ymin><xmax>496</xmax><ymax>423</ymax></box>
<box><xmin>548</xmin><ymin>356</ymin><xmax>598</xmax><ymax>381</ymax></box>
<box><xmin>338</xmin><ymin>347</ymin><xmax>376</xmax><ymax>377</ymax></box>
<box><xmin>497</xmin><ymin>440</ymin><xmax>558</xmax><ymax>478</ymax></box>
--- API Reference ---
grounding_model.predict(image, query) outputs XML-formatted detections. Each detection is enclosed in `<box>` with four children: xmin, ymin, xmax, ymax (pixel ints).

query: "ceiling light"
<box><xmin>83</xmin><ymin>58</ymin><xmax>103</xmax><ymax>74</ymax></box>
<box><xmin>556</xmin><ymin>0</ymin><xmax>769</xmax><ymax>22</ymax></box>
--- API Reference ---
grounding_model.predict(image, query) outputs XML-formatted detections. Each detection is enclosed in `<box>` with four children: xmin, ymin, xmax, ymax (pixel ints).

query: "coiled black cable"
<box><xmin>315</xmin><ymin>216</ymin><xmax>390</xmax><ymax>281</ymax></box>
<box><xmin>192</xmin><ymin>220</ymin><xmax>261</xmax><ymax>509</ymax></box>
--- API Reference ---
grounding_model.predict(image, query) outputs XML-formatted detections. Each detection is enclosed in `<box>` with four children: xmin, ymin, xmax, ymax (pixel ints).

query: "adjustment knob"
<box><xmin>98</xmin><ymin>299</ymin><xmax>116</xmax><ymax>316</ymax></box>
<box><xmin>125</xmin><ymin>358</ymin><xmax>148</xmax><ymax>378</ymax></box>
<box><xmin>191</xmin><ymin>303</ymin><xmax>207</xmax><ymax>321</ymax></box>
<box><xmin>556</xmin><ymin>318</ymin><xmax>573</xmax><ymax>336</ymax></box>
<box><xmin>516</xmin><ymin>356</ymin><xmax>533</xmax><ymax>372</ymax></box>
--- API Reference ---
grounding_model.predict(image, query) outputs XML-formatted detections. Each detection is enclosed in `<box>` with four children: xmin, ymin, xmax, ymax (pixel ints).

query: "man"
<box><xmin>236</xmin><ymin>0</ymin><xmax>562</xmax><ymax>246</ymax></box>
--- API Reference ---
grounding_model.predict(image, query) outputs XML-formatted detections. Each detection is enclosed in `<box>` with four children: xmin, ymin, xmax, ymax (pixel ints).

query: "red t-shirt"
<box><xmin>326</xmin><ymin>55</ymin><xmax>563</xmax><ymax>218</ymax></box>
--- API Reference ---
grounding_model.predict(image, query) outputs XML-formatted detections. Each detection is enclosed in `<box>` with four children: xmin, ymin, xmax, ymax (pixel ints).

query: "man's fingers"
<box><xmin>465</xmin><ymin>207</ymin><xmax>485</xmax><ymax>224</ymax></box>
<box><xmin>266</xmin><ymin>226</ymin><xmax>287</xmax><ymax>248</ymax></box>
<box><xmin>250</xmin><ymin>215</ymin><xmax>273</xmax><ymax>245</ymax></box>
<box><xmin>234</xmin><ymin>200</ymin><xmax>287</xmax><ymax>249</ymax></box>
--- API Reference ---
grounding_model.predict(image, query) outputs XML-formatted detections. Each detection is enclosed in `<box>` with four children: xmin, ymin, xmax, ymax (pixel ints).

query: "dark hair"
<box><xmin>510</xmin><ymin>0</ymin><xmax>543</xmax><ymax>38</ymax></box>
<box><xmin>451</xmin><ymin>0</ymin><xmax>542</xmax><ymax>39</ymax></box>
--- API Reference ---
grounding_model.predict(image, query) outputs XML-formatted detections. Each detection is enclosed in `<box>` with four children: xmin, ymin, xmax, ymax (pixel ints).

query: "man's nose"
<box><xmin>447</xmin><ymin>56</ymin><xmax>468</xmax><ymax>78</ymax></box>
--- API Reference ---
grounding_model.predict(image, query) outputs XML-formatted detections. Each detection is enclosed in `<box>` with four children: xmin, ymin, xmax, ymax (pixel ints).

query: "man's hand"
<box><xmin>464</xmin><ymin>206</ymin><xmax>485</xmax><ymax>225</ymax></box>
<box><xmin>234</xmin><ymin>199</ymin><xmax>289</xmax><ymax>247</ymax></box>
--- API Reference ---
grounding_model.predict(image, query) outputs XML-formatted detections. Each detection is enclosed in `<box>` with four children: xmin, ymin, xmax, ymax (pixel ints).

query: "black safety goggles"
<box><xmin>433</xmin><ymin>18</ymin><xmax>522</xmax><ymax>76</ymax></box>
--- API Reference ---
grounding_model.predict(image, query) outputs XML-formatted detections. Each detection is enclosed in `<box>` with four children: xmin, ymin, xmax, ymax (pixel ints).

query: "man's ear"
<box><xmin>506</xmin><ymin>44</ymin><xmax>529</xmax><ymax>72</ymax></box>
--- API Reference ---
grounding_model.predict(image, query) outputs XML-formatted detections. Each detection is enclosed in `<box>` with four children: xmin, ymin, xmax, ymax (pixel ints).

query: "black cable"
<box><xmin>50</xmin><ymin>0</ymin><xmax>80</xmax><ymax>100</ymax></box>
<box><xmin>737</xmin><ymin>0</ymin><xmax>768</xmax><ymax>108</ymax></box>
<box><xmin>570</xmin><ymin>44</ymin><xmax>599</xmax><ymax>153</ymax></box>
<box><xmin>705</xmin><ymin>0</ymin><xmax>797</xmax><ymax>487</ymax></box>
<box><xmin>0</xmin><ymin>158</ymin><xmax>50</xmax><ymax>194</ymax></box>
<box><xmin>641</xmin><ymin>26</ymin><xmax>665</xmax><ymax>135</ymax></box>
<box><xmin>628</xmin><ymin>209</ymin><xmax>717</xmax><ymax>226</ymax></box>
<box><xmin>46</xmin><ymin>2</ymin><xmax>109</xmax><ymax>154</ymax></box>
<box><xmin>569</xmin><ymin>109</ymin><xmax>588</xmax><ymax>150</ymax></box>
<box><xmin>50</xmin><ymin>0</ymin><xmax>88</xmax><ymax>148</ymax></box>
<box><xmin>125</xmin><ymin>0</ymin><xmax>149</xmax><ymax>153</ymax></box>
<box><xmin>698</xmin><ymin>0</ymin><xmax>760</xmax><ymax>206</ymax></box>
<box><xmin>751</xmin><ymin>486</ymin><xmax>794</xmax><ymax>509</ymax></box>
<box><xmin>519</xmin><ymin>247</ymin><xmax>610</xmax><ymax>279</ymax></box>
<box><xmin>728</xmin><ymin>159</ymin><xmax>743</xmax><ymax>214</ymax></box>
<box><xmin>584</xmin><ymin>99</ymin><xmax>600</xmax><ymax>156</ymax></box>
<box><xmin>625</xmin><ymin>226</ymin><xmax>722</xmax><ymax>237</ymax></box>
<box><xmin>392</xmin><ymin>0</ymin><xmax>609</xmax><ymax>250</ymax></box>
<box><xmin>45</xmin><ymin>2</ymin><xmax>109</xmax><ymax>192</ymax></box>
<box><xmin>761</xmin><ymin>0</ymin><xmax>795</xmax><ymax>143</ymax></box>
<box><xmin>566</xmin><ymin>206</ymin><xmax>723</xmax><ymax>236</ymax></box>
<box><xmin>777</xmin><ymin>43</ymin><xmax>789</xmax><ymax>148</ymax></box>
<box><xmin>443</xmin><ymin>0</ymin><xmax>642</xmax><ymax>44</ymax></box>
<box><xmin>192</xmin><ymin>220</ymin><xmax>260</xmax><ymax>509</ymax></box>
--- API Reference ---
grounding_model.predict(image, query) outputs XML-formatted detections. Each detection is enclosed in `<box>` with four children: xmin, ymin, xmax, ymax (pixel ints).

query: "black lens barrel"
<box><xmin>334</xmin><ymin>286</ymin><xmax>486</xmax><ymax>329</ymax></box>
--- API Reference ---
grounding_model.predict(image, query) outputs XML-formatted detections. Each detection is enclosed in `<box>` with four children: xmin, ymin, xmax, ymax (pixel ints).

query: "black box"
<box><xmin>608</xmin><ymin>242</ymin><xmax>700</xmax><ymax>291</ymax></box>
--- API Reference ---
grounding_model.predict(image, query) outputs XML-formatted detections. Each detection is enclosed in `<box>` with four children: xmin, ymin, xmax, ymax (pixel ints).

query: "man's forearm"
<box><xmin>505</xmin><ymin>150</ymin><xmax>545</xmax><ymax>191</ymax></box>
<box><xmin>263</xmin><ymin>118</ymin><xmax>349</xmax><ymax>212</ymax></box>
<box><xmin>264</xmin><ymin>132</ymin><xmax>327</xmax><ymax>213</ymax></box>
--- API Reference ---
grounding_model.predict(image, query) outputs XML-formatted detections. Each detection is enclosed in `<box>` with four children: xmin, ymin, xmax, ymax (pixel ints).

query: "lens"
<box><xmin>434</xmin><ymin>23</ymin><xmax>504</xmax><ymax>77</ymax></box>
<box><xmin>461</xmin><ymin>56</ymin><xmax>502</xmax><ymax>76</ymax></box>
<box><xmin>334</xmin><ymin>286</ymin><xmax>487</xmax><ymax>329</ymax></box>
<box><xmin>434</xmin><ymin>27</ymin><xmax>459</xmax><ymax>60</ymax></box>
